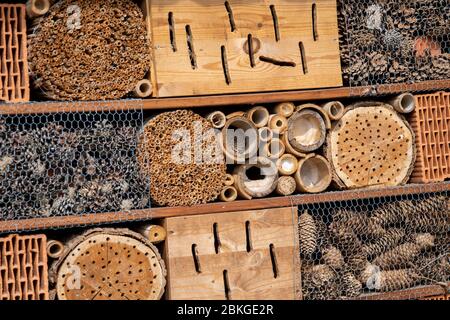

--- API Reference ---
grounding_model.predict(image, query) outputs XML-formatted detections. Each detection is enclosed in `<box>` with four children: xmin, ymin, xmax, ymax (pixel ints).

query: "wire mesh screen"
<box><xmin>298</xmin><ymin>189</ymin><xmax>449</xmax><ymax>300</ymax></box>
<box><xmin>338</xmin><ymin>0</ymin><xmax>450</xmax><ymax>94</ymax></box>
<box><xmin>0</xmin><ymin>104</ymin><xmax>150</xmax><ymax>227</ymax></box>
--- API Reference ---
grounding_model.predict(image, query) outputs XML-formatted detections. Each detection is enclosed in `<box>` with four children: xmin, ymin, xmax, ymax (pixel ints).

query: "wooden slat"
<box><xmin>0</xmin><ymin>80</ymin><xmax>449</xmax><ymax>115</ymax></box>
<box><xmin>0</xmin><ymin>182</ymin><xmax>447</xmax><ymax>234</ymax></box>
<box><xmin>357</xmin><ymin>283</ymin><xmax>449</xmax><ymax>300</ymax></box>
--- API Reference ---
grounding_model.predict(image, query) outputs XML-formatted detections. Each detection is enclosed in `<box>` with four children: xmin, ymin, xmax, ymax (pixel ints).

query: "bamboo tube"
<box><xmin>269</xmin><ymin>114</ymin><xmax>288</xmax><ymax>134</ymax></box>
<box><xmin>224</xmin><ymin>173</ymin><xmax>235</xmax><ymax>186</ymax></box>
<box><xmin>222</xmin><ymin>116</ymin><xmax>258</xmax><ymax>162</ymax></box>
<box><xmin>263</xmin><ymin>138</ymin><xmax>285</xmax><ymax>159</ymax></box>
<box><xmin>295</xmin><ymin>103</ymin><xmax>331</xmax><ymax>129</ymax></box>
<box><xmin>321</xmin><ymin>101</ymin><xmax>345</xmax><ymax>120</ymax></box>
<box><xmin>276</xmin><ymin>176</ymin><xmax>297</xmax><ymax>196</ymax></box>
<box><xmin>219</xmin><ymin>186</ymin><xmax>238</xmax><ymax>202</ymax></box>
<box><xmin>47</xmin><ymin>240</ymin><xmax>65</xmax><ymax>259</ymax></box>
<box><xmin>233</xmin><ymin>157</ymin><xmax>278</xmax><ymax>198</ymax></box>
<box><xmin>277</xmin><ymin>153</ymin><xmax>298</xmax><ymax>176</ymax></box>
<box><xmin>258</xmin><ymin>127</ymin><xmax>273</xmax><ymax>143</ymax></box>
<box><xmin>281</xmin><ymin>133</ymin><xmax>307</xmax><ymax>158</ymax></box>
<box><xmin>247</xmin><ymin>106</ymin><xmax>270</xmax><ymax>128</ymax></box>
<box><xmin>287</xmin><ymin>109</ymin><xmax>326</xmax><ymax>153</ymax></box>
<box><xmin>233</xmin><ymin>173</ymin><xmax>252</xmax><ymax>200</ymax></box>
<box><xmin>206</xmin><ymin>111</ymin><xmax>227</xmax><ymax>129</ymax></box>
<box><xmin>295</xmin><ymin>155</ymin><xmax>332</xmax><ymax>193</ymax></box>
<box><xmin>136</xmin><ymin>224</ymin><xmax>167</xmax><ymax>244</ymax></box>
<box><xmin>388</xmin><ymin>93</ymin><xmax>416</xmax><ymax>114</ymax></box>
<box><xmin>133</xmin><ymin>79</ymin><xmax>153</xmax><ymax>98</ymax></box>
<box><xmin>26</xmin><ymin>0</ymin><xmax>50</xmax><ymax>18</ymax></box>
<box><xmin>274</xmin><ymin>102</ymin><xmax>295</xmax><ymax>118</ymax></box>
<box><xmin>226</xmin><ymin>111</ymin><xmax>245</xmax><ymax>119</ymax></box>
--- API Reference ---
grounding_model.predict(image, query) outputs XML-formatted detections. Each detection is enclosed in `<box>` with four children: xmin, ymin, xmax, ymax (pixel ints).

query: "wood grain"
<box><xmin>148</xmin><ymin>0</ymin><xmax>342</xmax><ymax>97</ymax></box>
<box><xmin>163</xmin><ymin>207</ymin><xmax>301</xmax><ymax>300</ymax></box>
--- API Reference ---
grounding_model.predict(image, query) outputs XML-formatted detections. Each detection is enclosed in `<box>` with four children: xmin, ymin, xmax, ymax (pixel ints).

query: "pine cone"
<box><xmin>406</xmin><ymin>196</ymin><xmax>448</xmax><ymax>233</ymax></box>
<box><xmin>302</xmin><ymin>264</ymin><xmax>339</xmax><ymax>300</ymax></box>
<box><xmin>329</xmin><ymin>223</ymin><xmax>363</xmax><ymax>256</ymax></box>
<box><xmin>339</xmin><ymin>272</ymin><xmax>362</xmax><ymax>298</ymax></box>
<box><xmin>335</xmin><ymin>208</ymin><xmax>386</xmax><ymax>239</ymax></box>
<box><xmin>362</xmin><ymin>228</ymin><xmax>406</xmax><ymax>257</ymax></box>
<box><xmin>372</xmin><ymin>235</ymin><xmax>434</xmax><ymax>269</ymax></box>
<box><xmin>323</xmin><ymin>245</ymin><xmax>345</xmax><ymax>270</ymax></box>
<box><xmin>378</xmin><ymin>269</ymin><xmax>421</xmax><ymax>292</ymax></box>
<box><xmin>347</xmin><ymin>252</ymin><xmax>369</xmax><ymax>274</ymax></box>
<box><xmin>414</xmin><ymin>254</ymin><xmax>450</xmax><ymax>283</ymax></box>
<box><xmin>298</xmin><ymin>211</ymin><xmax>318</xmax><ymax>257</ymax></box>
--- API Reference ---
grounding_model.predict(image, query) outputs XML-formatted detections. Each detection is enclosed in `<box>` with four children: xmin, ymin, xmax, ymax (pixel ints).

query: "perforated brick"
<box><xmin>410</xmin><ymin>92</ymin><xmax>450</xmax><ymax>183</ymax></box>
<box><xmin>0</xmin><ymin>234</ymin><xmax>49</xmax><ymax>300</ymax></box>
<box><xmin>0</xmin><ymin>4</ymin><xmax>29</xmax><ymax>103</ymax></box>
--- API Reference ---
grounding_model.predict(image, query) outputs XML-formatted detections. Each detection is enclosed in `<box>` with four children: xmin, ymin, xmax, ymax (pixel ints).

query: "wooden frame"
<box><xmin>0</xmin><ymin>182</ymin><xmax>447</xmax><ymax>234</ymax></box>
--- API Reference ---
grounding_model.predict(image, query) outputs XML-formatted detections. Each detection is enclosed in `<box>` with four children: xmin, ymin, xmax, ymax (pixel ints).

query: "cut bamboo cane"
<box><xmin>233</xmin><ymin>157</ymin><xmax>278</xmax><ymax>198</ymax></box>
<box><xmin>222</xmin><ymin>116</ymin><xmax>258</xmax><ymax>162</ymax></box>
<box><xmin>226</xmin><ymin>111</ymin><xmax>245</xmax><ymax>119</ymax></box>
<box><xmin>388</xmin><ymin>93</ymin><xmax>416</xmax><ymax>114</ymax></box>
<box><xmin>287</xmin><ymin>109</ymin><xmax>326</xmax><ymax>153</ymax></box>
<box><xmin>247</xmin><ymin>106</ymin><xmax>270</xmax><ymax>128</ymax></box>
<box><xmin>269</xmin><ymin>114</ymin><xmax>288</xmax><ymax>134</ymax></box>
<box><xmin>219</xmin><ymin>186</ymin><xmax>238</xmax><ymax>202</ymax></box>
<box><xmin>136</xmin><ymin>225</ymin><xmax>167</xmax><ymax>244</ymax></box>
<box><xmin>224</xmin><ymin>173</ymin><xmax>235</xmax><ymax>186</ymax></box>
<box><xmin>276</xmin><ymin>176</ymin><xmax>297</xmax><ymax>196</ymax></box>
<box><xmin>258</xmin><ymin>127</ymin><xmax>273</xmax><ymax>143</ymax></box>
<box><xmin>322</xmin><ymin>101</ymin><xmax>345</xmax><ymax>120</ymax></box>
<box><xmin>274</xmin><ymin>102</ymin><xmax>295</xmax><ymax>118</ymax></box>
<box><xmin>263</xmin><ymin>137</ymin><xmax>285</xmax><ymax>159</ymax></box>
<box><xmin>26</xmin><ymin>0</ymin><xmax>50</xmax><ymax>18</ymax></box>
<box><xmin>296</xmin><ymin>103</ymin><xmax>331</xmax><ymax>129</ymax></box>
<box><xmin>133</xmin><ymin>79</ymin><xmax>153</xmax><ymax>98</ymax></box>
<box><xmin>281</xmin><ymin>133</ymin><xmax>308</xmax><ymax>158</ymax></box>
<box><xmin>47</xmin><ymin>240</ymin><xmax>64</xmax><ymax>259</ymax></box>
<box><xmin>233</xmin><ymin>173</ymin><xmax>252</xmax><ymax>200</ymax></box>
<box><xmin>206</xmin><ymin>111</ymin><xmax>227</xmax><ymax>129</ymax></box>
<box><xmin>295</xmin><ymin>155</ymin><xmax>332</xmax><ymax>193</ymax></box>
<box><xmin>277</xmin><ymin>153</ymin><xmax>299</xmax><ymax>176</ymax></box>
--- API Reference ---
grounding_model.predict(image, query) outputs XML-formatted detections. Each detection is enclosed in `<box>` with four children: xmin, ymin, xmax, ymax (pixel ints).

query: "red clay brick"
<box><xmin>0</xmin><ymin>4</ymin><xmax>29</xmax><ymax>103</ymax></box>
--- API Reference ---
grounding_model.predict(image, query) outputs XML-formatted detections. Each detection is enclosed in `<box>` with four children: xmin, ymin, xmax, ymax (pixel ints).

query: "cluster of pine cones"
<box><xmin>298</xmin><ymin>195</ymin><xmax>449</xmax><ymax>300</ymax></box>
<box><xmin>338</xmin><ymin>0</ymin><xmax>450</xmax><ymax>86</ymax></box>
<box><xmin>0</xmin><ymin>114</ymin><xmax>150</xmax><ymax>219</ymax></box>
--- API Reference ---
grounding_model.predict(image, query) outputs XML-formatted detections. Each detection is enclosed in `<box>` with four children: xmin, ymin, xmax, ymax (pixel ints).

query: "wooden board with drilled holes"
<box><xmin>163</xmin><ymin>207</ymin><xmax>301</xmax><ymax>300</ymax></box>
<box><xmin>147</xmin><ymin>0</ymin><xmax>342</xmax><ymax>97</ymax></box>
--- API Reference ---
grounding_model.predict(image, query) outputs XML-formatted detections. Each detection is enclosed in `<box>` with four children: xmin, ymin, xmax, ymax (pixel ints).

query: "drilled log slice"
<box><xmin>326</xmin><ymin>102</ymin><xmax>415</xmax><ymax>189</ymax></box>
<box><xmin>54</xmin><ymin>228</ymin><xmax>166</xmax><ymax>300</ymax></box>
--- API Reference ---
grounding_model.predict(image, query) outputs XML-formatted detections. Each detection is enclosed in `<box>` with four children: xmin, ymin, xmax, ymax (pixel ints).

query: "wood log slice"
<box><xmin>325</xmin><ymin>102</ymin><xmax>416</xmax><ymax>189</ymax></box>
<box><xmin>52</xmin><ymin>228</ymin><xmax>166</xmax><ymax>300</ymax></box>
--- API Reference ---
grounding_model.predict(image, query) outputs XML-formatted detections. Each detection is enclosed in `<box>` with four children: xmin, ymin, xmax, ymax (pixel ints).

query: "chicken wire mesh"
<box><xmin>0</xmin><ymin>102</ymin><xmax>151</xmax><ymax>231</ymax></box>
<box><xmin>298</xmin><ymin>188</ymin><xmax>449</xmax><ymax>300</ymax></box>
<box><xmin>338</xmin><ymin>0</ymin><xmax>450</xmax><ymax>95</ymax></box>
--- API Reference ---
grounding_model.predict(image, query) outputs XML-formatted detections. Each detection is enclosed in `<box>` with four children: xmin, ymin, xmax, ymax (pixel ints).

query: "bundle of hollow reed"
<box><xmin>138</xmin><ymin>110</ymin><xmax>226</xmax><ymax>207</ymax></box>
<box><xmin>338</xmin><ymin>0</ymin><xmax>450</xmax><ymax>86</ymax></box>
<box><xmin>28</xmin><ymin>0</ymin><xmax>150</xmax><ymax>100</ymax></box>
<box><xmin>0</xmin><ymin>115</ymin><xmax>149</xmax><ymax>220</ymax></box>
<box><xmin>298</xmin><ymin>194</ymin><xmax>449</xmax><ymax>300</ymax></box>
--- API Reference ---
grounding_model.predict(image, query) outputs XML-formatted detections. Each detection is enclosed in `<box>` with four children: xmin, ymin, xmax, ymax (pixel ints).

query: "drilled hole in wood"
<box><xmin>248</xmin><ymin>34</ymin><xmax>255</xmax><ymax>68</ymax></box>
<box><xmin>221</xmin><ymin>45</ymin><xmax>231</xmax><ymax>85</ymax></box>
<box><xmin>259</xmin><ymin>56</ymin><xmax>296</xmax><ymax>67</ymax></box>
<box><xmin>312</xmin><ymin>3</ymin><xmax>318</xmax><ymax>41</ymax></box>
<box><xmin>299</xmin><ymin>42</ymin><xmax>308</xmax><ymax>74</ymax></box>
<box><xmin>213</xmin><ymin>222</ymin><xmax>221</xmax><ymax>254</ymax></box>
<box><xmin>270</xmin><ymin>5</ymin><xmax>280</xmax><ymax>41</ymax></box>
<box><xmin>245</xmin><ymin>221</ymin><xmax>252</xmax><ymax>252</ymax></box>
<box><xmin>223</xmin><ymin>270</ymin><xmax>231</xmax><ymax>300</ymax></box>
<box><xmin>168</xmin><ymin>12</ymin><xmax>177</xmax><ymax>52</ymax></box>
<box><xmin>225</xmin><ymin>1</ymin><xmax>236</xmax><ymax>32</ymax></box>
<box><xmin>191</xmin><ymin>244</ymin><xmax>201</xmax><ymax>273</ymax></box>
<box><xmin>185</xmin><ymin>25</ymin><xmax>197</xmax><ymax>69</ymax></box>
<box><xmin>269</xmin><ymin>244</ymin><xmax>279</xmax><ymax>278</ymax></box>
